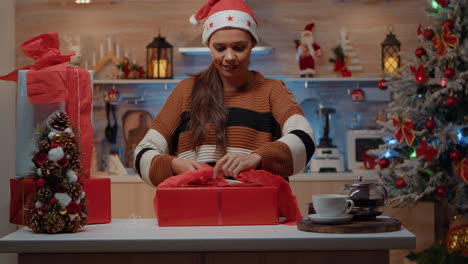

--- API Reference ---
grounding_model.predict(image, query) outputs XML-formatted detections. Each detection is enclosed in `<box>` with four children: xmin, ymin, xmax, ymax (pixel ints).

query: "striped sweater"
<box><xmin>135</xmin><ymin>71</ymin><xmax>316</xmax><ymax>187</ymax></box>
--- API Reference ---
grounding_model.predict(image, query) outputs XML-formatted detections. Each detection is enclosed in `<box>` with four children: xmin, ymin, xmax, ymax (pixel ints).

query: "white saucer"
<box><xmin>308</xmin><ymin>214</ymin><xmax>353</xmax><ymax>224</ymax></box>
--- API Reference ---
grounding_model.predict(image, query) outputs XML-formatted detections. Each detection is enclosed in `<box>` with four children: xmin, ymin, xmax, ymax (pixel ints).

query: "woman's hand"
<box><xmin>171</xmin><ymin>158</ymin><xmax>203</xmax><ymax>175</ymax></box>
<box><xmin>213</xmin><ymin>153</ymin><xmax>262</xmax><ymax>178</ymax></box>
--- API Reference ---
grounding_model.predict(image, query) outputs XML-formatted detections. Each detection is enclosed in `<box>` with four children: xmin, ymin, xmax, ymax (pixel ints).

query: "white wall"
<box><xmin>0</xmin><ymin>0</ymin><xmax>18</xmax><ymax>263</ymax></box>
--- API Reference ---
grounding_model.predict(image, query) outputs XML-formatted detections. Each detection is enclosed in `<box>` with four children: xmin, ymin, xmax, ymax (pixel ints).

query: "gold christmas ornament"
<box><xmin>52</xmin><ymin>133</ymin><xmax>63</xmax><ymax>143</ymax></box>
<box><xmin>446</xmin><ymin>214</ymin><xmax>468</xmax><ymax>255</ymax></box>
<box><xmin>59</xmin><ymin>207</ymin><xmax>68</xmax><ymax>215</ymax></box>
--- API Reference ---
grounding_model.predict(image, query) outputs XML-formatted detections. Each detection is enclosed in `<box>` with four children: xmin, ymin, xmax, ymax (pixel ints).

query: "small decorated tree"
<box><xmin>27</xmin><ymin>111</ymin><xmax>87</xmax><ymax>233</ymax></box>
<box><xmin>367</xmin><ymin>0</ymin><xmax>467</xmax><ymax>258</ymax></box>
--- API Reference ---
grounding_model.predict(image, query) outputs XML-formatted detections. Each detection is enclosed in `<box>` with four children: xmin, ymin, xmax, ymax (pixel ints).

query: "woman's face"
<box><xmin>208</xmin><ymin>28</ymin><xmax>256</xmax><ymax>80</ymax></box>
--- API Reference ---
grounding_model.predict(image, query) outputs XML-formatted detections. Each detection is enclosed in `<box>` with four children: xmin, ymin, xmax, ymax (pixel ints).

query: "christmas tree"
<box><xmin>27</xmin><ymin>111</ymin><xmax>87</xmax><ymax>234</ymax></box>
<box><xmin>371</xmin><ymin>0</ymin><xmax>467</xmax><ymax>213</ymax></box>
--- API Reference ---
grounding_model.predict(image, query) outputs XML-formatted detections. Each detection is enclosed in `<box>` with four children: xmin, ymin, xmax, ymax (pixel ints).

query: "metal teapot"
<box><xmin>340</xmin><ymin>176</ymin><xmax>388</xmax><ymax>220</ymax></box>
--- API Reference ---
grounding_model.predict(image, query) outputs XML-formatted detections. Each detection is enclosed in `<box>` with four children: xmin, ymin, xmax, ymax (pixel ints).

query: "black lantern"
<box><xmin>381</xmin><ymin>26</ymin><xmax>401</xmax><ymax>74</ymax></box>
<box><xmin>146</xmin><ymin>35</ymin><xmax>173</xmax><ymax>79</ymax></box>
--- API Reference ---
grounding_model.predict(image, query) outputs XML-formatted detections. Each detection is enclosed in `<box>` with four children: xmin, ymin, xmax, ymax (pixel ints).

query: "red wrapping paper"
<box><xmin>0</xmin><ymin>32</ymin><xmax>93</xmax><ymax>178</ymax></box>
<box><xmin>82</xmin><ymin>178</ymin><xmax>112</xmax><ymax>224</ymax></box>
<box><xmin>9</xmin><ymin>178</ymin><xmax>36</xmax><ymax>225</ymax></box>
<box><xmin>155</xmin><ymin>166</ymin><xmax>302</xmax><ymax>226</ymax></box>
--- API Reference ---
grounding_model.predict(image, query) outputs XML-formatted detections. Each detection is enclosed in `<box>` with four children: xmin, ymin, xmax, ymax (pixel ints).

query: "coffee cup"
<box><xmin>312</xmin><ymin>194</ymin><xmax>354</xmax><ymax>217</ymax></box>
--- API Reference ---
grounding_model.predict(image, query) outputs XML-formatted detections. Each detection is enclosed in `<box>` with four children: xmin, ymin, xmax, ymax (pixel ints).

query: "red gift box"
<box><xmin>155</xmin><ymin>186</ymin><xmax>279</xmax><ymax>227</ymax></box>
<box><xmin>9</xmin><ymin>178</ymin><xmax>35</xmax><ymax>225</ymax></box>
<box><xmin>82</xmin><ymin>178</ymin><xmax>112</xmax><ymax>224</ymax></box>
<box><xmin>9</xmin><ymin>177</ymin><xmax>111</xmax><ymax>225</ymax></box>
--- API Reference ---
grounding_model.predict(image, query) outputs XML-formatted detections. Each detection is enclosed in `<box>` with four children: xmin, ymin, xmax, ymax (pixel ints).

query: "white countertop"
<box><xmin>0</xmin><ymin>218</ymin><xmax>415</xmax><ymax>253</ymax></box>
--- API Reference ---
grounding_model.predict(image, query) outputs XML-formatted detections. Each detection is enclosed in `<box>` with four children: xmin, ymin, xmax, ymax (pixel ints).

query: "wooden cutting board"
<box><xmin>297</xmin><ymin>217</ymin><xmax>401</xmax><ymax>234</ymax></box>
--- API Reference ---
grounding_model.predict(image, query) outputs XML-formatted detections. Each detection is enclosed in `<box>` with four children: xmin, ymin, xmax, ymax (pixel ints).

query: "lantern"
<box><xmin>381</xmin><ymin>26</ymin><xmax>401</xmax><ymax>74</ymax></box>
<box><xmin>146</xmin><ymin>35</ymin><xmax>173</xmax><ymax>79</ymax></box>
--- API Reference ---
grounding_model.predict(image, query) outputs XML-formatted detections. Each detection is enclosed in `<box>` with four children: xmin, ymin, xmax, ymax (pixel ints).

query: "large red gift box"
<box><xmin>155</xmin><ymin>186</ymin><xmax>278</xmax><ymax>227</ymax></box>
<box><xmin>9</xmin><ymin>177</ymin><xmax>111</xmax><ymax>225</ymax></box>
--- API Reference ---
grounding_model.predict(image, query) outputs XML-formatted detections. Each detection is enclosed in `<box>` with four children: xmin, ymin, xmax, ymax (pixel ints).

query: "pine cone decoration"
<box><xmin>36</xmin><ymin>186</ymin><xmax>53</xmax><ymax>203</ymax></box>
<box><xmin>68</xmin><ymin>183</ymin><xmax>83</xmax><ymax>201</ymax></box>
<box><xmin>64</xmin><ymin>214</ymin><xmax>82</xmax><ymax>233</ymax></box>
<box><xmin>27</xmin><ymin>211</ymin><xmax>44</xmax><ymax>233</ymax></box>
<box><xmin>42</xmin><ymin>211</ymin><xmax>65</xmax><ymax>234</ymax></box>
<box><xmin>68</xmin><ymin>158</ymin><xmax>82</xmax><ymax>172</ymax></box>
<box><xmin>48</xmin><ymin>112</ymin><xmax>71</xmax><ymax>131</ymax></box>
<box><xmin>62</xmin><ymin>139</ymin><xmax>78</xmax><ymax>156</ymax></box>
<box><xmin>41</xmin><ymin>160</ymin><xmax>61</xmax><ymax>178</ymax></box>
<box><xmin>38</xmin><ymin>139</ymin><xmax>51</xmax><ymax>152</ymax></box>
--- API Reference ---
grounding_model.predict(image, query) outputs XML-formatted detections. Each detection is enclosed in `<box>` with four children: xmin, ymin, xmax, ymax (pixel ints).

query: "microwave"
<box><xmin>346</xmin><ymin>129</ymin><xmax>385</xmax><ymax>171</ymax></box>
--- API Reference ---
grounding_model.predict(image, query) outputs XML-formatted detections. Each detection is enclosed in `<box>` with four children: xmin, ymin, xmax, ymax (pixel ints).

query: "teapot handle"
<box><xmin>375</xmin><ymin>184</ymin><xmax>388</xmax><ymax>205</ymax></box>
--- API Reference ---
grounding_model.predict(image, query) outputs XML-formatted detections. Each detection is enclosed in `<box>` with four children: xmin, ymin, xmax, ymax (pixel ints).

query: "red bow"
<box><xmin>333</xmin><ymin>57</ymin><xmax>352</xmax><ymax>77</ymax></box>
<box><xmin>416</xmin><ymin>140</ymin><xmax>439</xmax><ymax>162</ymax></box>
<box><xmin>432</xmin><ymin>26</ymin><xmax>459</xmax><ymax>57</ymax></box>
<box><xmin>455</xmin><ymin>158</ymin><xmax>468</xmax><ymax>184</ymax></box>
<box><xmin>410</xmin><ymin>64</ymin><xmax>428</xmax><ymax>84</ymax></box>
<box><xmin>392</xmin><ymin>118</ymin><xmax>416</xmax><ymax>146</ymax></box>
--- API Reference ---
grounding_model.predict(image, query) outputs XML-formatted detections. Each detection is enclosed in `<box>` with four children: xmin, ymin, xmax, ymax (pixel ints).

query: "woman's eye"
<box><xmin>234</xmin><ymin>47</ymin><xmax>246</xmax><ymax>51</ymax></box>
<box><xmin>215</xmin><ymin>47</ymin><xmax>225</xmax><ymax>52</ymax></box>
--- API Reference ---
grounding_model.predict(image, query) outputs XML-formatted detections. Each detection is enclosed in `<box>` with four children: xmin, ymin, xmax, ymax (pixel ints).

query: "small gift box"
<box><xmin>82</xmin><ymin>178</ymin><xmax>112</xmax><ymax>224</ymax></box>
<box><xmin>9</xmin><ymin>178</ymin><xmax>36</xmax><ymax>225</ymax></box>
<box><xmin>155</xmin><ymin>186</ymin><xmax>279</xmax><ymax>227</ymax></box>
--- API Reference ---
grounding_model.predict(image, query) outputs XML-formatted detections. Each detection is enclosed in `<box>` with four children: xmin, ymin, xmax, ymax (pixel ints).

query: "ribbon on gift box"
<box><xmin>157</xmin><ymin>165</ymin><xmax>303</xmax><ymax>222</ymax></box>
<box><xmin>0</xmin><ymin>32</ymin><xmax>93</xmax><ymax>178</ymax></box>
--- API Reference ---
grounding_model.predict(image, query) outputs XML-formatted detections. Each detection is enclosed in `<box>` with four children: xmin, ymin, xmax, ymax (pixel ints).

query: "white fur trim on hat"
<box><xmin>190</xmin><ymin>14</ymin><xmax>200</xmax><ymax>26</ymax></box>
<box><xmin>202</xmin><ymin>10</ymin><xmax>258</xmax><ymax>44</ymax></box>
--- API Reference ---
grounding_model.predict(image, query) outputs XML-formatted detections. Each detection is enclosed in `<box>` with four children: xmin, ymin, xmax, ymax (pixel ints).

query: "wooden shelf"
<box><xmin>94</xmin><ymin>79</ymin><xmax>181</xmax><ymax>84</ymax></box>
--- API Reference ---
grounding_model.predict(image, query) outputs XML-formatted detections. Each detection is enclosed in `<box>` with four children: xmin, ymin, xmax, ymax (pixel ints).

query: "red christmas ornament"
<box><xmin>446</xmin><ymin>96</ymin><xmax>458</xmax><ymax>107</ymax></box>
<box><xmin>378</xmin><ymin>158</ymin><xmax>390</xmax><ymax>169</ymax></box>
<box><xmin>425</xmin><ymin>118</ymin><xmax>436</xmax><ymax>131</ymax></box>
<box><xmin>435</xmin><ymin>186</ymin><xmax>447</xmax><ymax>198</ymax></box>
<box><xmin>107</xmin><ymin>87</ymin><xmax>121</xmax><ymax>105</ymax></box>
<box><xmin>395</xmin><ymin>178</ymin><xmax>407</xmax><ymax>189</ymax></box>
<box><xmin>49</xmin><ymin>197</ymin><xmax>57</xmax><ymax>205</ymax></box>
<box><xmin>415</xmin><ymin>47</ymin><xmax>427</xmax><ymax>58</ymax></box>
<box><xmin>36</xmin><ymin>178</ymin><xmax>45</xmax><ymax>188</ymax></box>
<box><xmin>449</xmin><ymin>150</ymin><xmax>461</xmax><ymax>162</ymax></box>
<box><xmin>351</xmin><ymin>88</ymin><xmax>366</xmax><ymax>102</ymax></box>
<box><xmin>423</xmin><ymin>28</ymin><xmax>435</xmax><ymax>40</ymax></box>
<box><xmin>378</xmin><ymin>79</ymin><xmax>388</xmax><ymax>90</ymax></box>
<box><xmin>411</xmin><ymin>64</ymin><xmax>428</xmax><ymax>83</ymax></box>
<box><xmin>443</xmin><ymin>19</ymin><xmax>454</xmax><ymax>29</ymax></box>
<box><xmin>444</xmin><ymin>67</ymin><xmax>455</xmax><ymax>79</ymax></box>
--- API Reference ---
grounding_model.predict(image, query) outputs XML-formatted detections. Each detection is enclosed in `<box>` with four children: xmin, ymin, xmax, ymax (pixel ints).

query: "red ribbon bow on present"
<box><xmin>416</xmin><ymin>140</ymin><xmax>439</xmax><ymax>162</ymax></box>
<box><xmin>432</xmin><ymin>25</ymin><xmax>459</xmax><ymax>57</ymax></box>
<box><xmin>392</xmin><ymin>117</ymin><xmax>416</xmax><ymax>146</ymax></box>
<box><xmin>333</xmin><ymin>57</ymin><xmax>352</xmax><ymax>77</ymax></box>
<box><xmin>455</xmin><ymin>158</ymin><xmax>468</xmax><ymax>184</ymax></box>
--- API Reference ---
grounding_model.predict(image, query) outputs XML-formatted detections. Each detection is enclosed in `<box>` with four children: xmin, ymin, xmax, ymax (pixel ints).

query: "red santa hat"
<box><xmin>189</xmin><ymin>0</ymin><xmax>259</xmax><ymax>44</ymax></box>
<box><xmin>304</xmin><ymin>23</ymin><xmax>315</xmax><ymax>32</ymax></box>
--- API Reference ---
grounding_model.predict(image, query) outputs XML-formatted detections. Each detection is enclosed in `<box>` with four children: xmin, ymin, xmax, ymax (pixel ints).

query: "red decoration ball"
<box><xmin>107</xmin><ymin>88</ymin><xmax>121</xmax><ymax>105</ymax></box>
<box><xmin>36</xmin><ymin>178</ymin><xmax>45</xmax><ymax>188</ymax></box>
<box><xmin>446</xmin><ymin>96</ymin><xmax>458</xmax><ymax>107</ymax></box>
<box><xmin>395</xmin><ymin>178</ymin><xmax>407</xmax><ymax>189</ymax></box>
<box><xmin>444</xmin><ymin>19</ymin><xmax>454</xmax><ymax>29</ymax></box>
<box><xmin>378</xmin><ymin>158</ymin><xmax>391</xmax><ymax>169</ymax></box>
<box><xmin>423</xmin><ymin>29</ymin><xmax>435</xmax><ymax>40</ymax></box>
<box><xmin>444</xmin><ymin>67</ymin><xmax>455</xmax><ymax>79</ymax></box>
<box><xmin>351</xmin><ymin>88</ymin><xmax>366</xmax><ymax>102</ymax></box>
<box><xmin>425</xmin><ymin>119</ymin><xmax>436</xmax><ymax>131</ymax></box>
<box><xmin>415</xmin><ymin>47</ymin><xmax>427</xmax><ymax>58</ymax></box>
<box><xmin>49</xmin><ymin>198</ymin><xmax>57</xmax><ymax>205</ymax></box>
<box><xmin>435</xmin><ymin>186</ymin><xmax>447</xmax><ymax>198</ymax></box>
<box><xmin>378</xmin><ymin>79</ymin><xmax>388</xmax><ymax>90</ymax></box>
<box><xmin>449</xmin><ymin>150</ymin><xmax>461</xmax><ymax>162</ymax></box>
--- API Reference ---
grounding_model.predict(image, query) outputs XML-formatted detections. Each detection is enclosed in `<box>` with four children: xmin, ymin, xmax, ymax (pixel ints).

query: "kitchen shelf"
<box><xmin>94</xmin><ymin>79</ymin><xmax>181</xmax><ymax>85</ymax></box>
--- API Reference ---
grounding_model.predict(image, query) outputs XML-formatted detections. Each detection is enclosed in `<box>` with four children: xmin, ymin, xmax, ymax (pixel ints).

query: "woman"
<box><xmin>135</xmin><ymin>0</ymin><xmax>316</xmax><ymax>187</ymax></box>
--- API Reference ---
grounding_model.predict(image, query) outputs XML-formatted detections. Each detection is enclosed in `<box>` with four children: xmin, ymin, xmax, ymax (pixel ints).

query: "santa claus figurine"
<box><xmin>296</xmin><ymin>23</ymin><xmax>322</xmax><ymax>77</ymax></box>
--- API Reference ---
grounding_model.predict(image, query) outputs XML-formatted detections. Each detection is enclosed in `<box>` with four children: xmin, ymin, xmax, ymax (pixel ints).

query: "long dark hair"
<box><xmin>188</xmin><ymin>64</ymin><xmax>228</xmax><ymax>153</ymax></box>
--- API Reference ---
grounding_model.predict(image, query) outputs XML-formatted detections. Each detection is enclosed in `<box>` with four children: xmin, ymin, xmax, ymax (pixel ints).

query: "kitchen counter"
<box><xmin>1</xmin><ymin>218</ymin><xmax>415</xmax><ymax>264</ymax></box>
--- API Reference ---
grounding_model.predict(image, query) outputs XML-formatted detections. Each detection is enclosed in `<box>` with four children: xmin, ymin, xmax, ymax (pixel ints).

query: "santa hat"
<box><xmin>304</xmin><ymin>23</ymin><xmax>315</xmax><ymax>32</ymax></box>
<box><xmin>190</xmin><ymin>0</ymin><xmax>259</xmax><ymax>44</ymax></box>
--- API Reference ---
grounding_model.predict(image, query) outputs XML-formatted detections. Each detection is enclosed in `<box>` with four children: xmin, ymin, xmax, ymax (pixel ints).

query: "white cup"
<box><xmin>312</xmin><ymin>194</ymin><xmax>354</xmax><ymax>217</ymax></box>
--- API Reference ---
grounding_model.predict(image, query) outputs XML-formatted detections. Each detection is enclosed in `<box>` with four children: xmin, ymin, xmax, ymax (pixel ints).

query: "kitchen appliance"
<box><xmin>310</xmin><ymin>107</ymin><xmax>345</xmax><ymax>172</ymax></box>
<box><xmin>346</xmin><ymin>129</ymin><xmax>385</xmax><ymax>171</ymax></box>
<box><xmin>340</xmin><ymin>176</ymin><xmax>388</xmax><ymax>220</ymax></box>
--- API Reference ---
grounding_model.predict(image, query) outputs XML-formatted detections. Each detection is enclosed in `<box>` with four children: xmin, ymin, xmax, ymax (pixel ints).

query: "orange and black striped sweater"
<box><xmin>135</xmin><ymin>71</ymin><xmax>316</xmax><ymax>187</ymax></box>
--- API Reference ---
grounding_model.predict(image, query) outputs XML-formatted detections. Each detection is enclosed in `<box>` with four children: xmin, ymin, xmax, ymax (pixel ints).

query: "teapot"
<box><xmin>340</xmin><ymin>176</ymin><xmax>388</xmax><ymax>220</ymax></box>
